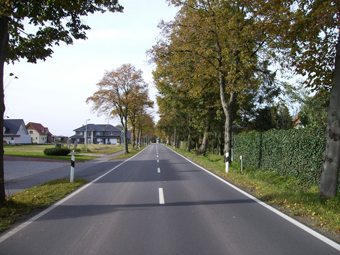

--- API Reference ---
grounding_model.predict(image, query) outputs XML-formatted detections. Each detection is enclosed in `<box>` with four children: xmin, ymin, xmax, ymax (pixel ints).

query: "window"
<box><xmin>29</xmin><ymin>131</ymin><xmax>33</xmax><ymax>134</ymax></box>
<box><xmin>96</xmin><ymin>132</ymin><xmax>101</xmax><ymax>135</ymax></box>
<box><xmin>109</xmin><ymin>132</ymin><xmax>113</xmax><ymax>135</ymax></box>
<box><xmin>11</xmin><ymin>137</ymin><xmax>14</xmax><ymax>140</ymax></box>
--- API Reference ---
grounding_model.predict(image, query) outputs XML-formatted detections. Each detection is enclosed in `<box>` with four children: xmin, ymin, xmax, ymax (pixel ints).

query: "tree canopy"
<box><xmin>86</xmin><ymin>64</ymin><xmax>153</xmax><ymax>154</ymax></box>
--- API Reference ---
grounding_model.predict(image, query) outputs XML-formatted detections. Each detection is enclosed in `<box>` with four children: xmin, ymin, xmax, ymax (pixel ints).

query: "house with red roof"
<box><xmin>26</xmin><ymin>122</ymin><xmax>52</xmax><ymax>144</ymax></box>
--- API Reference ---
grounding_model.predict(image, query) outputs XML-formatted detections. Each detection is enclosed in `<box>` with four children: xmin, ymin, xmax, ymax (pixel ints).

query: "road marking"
<box><xmin>159</xmin><ymin>188</ymin><xmax>165</xmax><ymax>204</ymax></box>
<box><xmin>157</xmin><ymin>167</ymin><xmax>160</xmax><ymax>173</ymax></box>
<box><xmin>164</xmin><ymin>144</ymin><xmax>340</xmax><ymax>252</ymax></box>
<box><xmin>157</xmin><ymin>155</ymin><xmax>158</xmax><ymax>157</ymax></box>
<box><xmin>0</xmin><ymin>147</ymin><xmax>148</xmax><ymax>244</ymax></box>
<box><xmin>157</xmin><ymin>160</ymin><xmax>159</xmax><ymax>163</ymax></box>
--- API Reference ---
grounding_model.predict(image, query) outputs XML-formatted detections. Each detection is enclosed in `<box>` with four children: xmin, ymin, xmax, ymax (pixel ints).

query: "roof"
<box><xmin>73</xmin><ymin>124</ymin><xmax>122</xmax><ymax>132</ymax></box>
<box><xmin>3</xmin><ymin>119</ymin><xmax>26</xmax><ymax>135</ymax></box>
<box><xmin>26</xmin><ymin>122</ymin><xmax>52</xmax><ymax>136</ymax></box>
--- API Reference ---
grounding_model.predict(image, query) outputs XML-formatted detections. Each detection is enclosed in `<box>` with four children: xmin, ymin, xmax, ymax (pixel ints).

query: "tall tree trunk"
<box><xmin>319</xmin><ymin>34</ymin><xmax>340</xmax><ymax>198</ymax></box>
<box><xmin>132</xmin><ymin>125</ymin><xmax>136</xmax><ymax>148</ymax></box>
<box><xmin>219</xmin><ymin>72</ymin><xmax>235</xmax><ymax>162</ymax></box>
<box><xmin>200</xmin><ymin>123</ymin><xmax>210</xmax><ymax>156</ymax></box>
<box><xmin>123</xmin><ymin>116</ymin><xmax>129</xmax><ymax>154</ymax></box>
<box><xmin>139</xmin><ymin>128</ymin><xmax>142</xmax><ymax>147</ymax></box>
<box><xmin>0</xmin><ymin>17</ymin><xmax>8</xmax><ymax>206</ymax></box>
<box><xmin>216</xmin><ymin>42</ymin><xmax>235</xmax><ymax>163</ymax></box>
<box><xmin>186</xmin><ymin>134</ymin><xmax>191</xmax><ymax>152</ymax></box>
<box><xmin>173</xmin><ymin>127</ymin><xmax>176</xmax><ymax>147</ymax></box>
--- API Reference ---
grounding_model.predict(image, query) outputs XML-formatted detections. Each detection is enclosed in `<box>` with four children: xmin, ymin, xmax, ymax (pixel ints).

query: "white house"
<box><xmin>3</xmin><ymin>119</ymin><xmax>31</xmax><ymax>144</ymax></box>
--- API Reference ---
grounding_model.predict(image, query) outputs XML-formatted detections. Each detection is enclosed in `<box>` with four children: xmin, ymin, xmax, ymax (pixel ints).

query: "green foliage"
<box><xmin>233</xmin><ymin>127</ymin><xmax>326</xmax><ymax>188</ymax></box>
<box><xmin>44</xmin><ymin>147</ymin><xmax>71</xmax><ymax>156</ymax></box>
<box><xmin>298</xmin><ymin>93</ymin><xmax>329</xmax><ymax>129</ymax></box>
<box><xmin>3</xmin><ymin>1</ymin><xmax>123</xmax><ymax>63</ymax></box>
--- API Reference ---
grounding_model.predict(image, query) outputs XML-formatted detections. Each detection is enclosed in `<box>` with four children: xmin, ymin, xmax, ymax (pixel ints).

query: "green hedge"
<box><xmin>233</xmin><ymin>127</ymin><xmax>326</xmax><ymax>188</ymax></box>
<box><xmin>44</xmin><ymin>147</ymin><xmax>71</xmax><ymax>156</ymax></box>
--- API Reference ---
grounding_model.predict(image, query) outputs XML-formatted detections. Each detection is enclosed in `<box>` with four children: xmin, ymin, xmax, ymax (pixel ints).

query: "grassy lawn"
<box><xmin>4</xmin><ymin>144</ymin><xmax>125</xmax><ymax>162</ymax></box>
<box><xmin>0</xmin><ymin>179</ymin><xmax>86</xmax><ymax>233</ymax></box>
<box><xmin>169</xmin><ymin>146</ymin><xmax>340</xmax><ymax>238</ymax></box>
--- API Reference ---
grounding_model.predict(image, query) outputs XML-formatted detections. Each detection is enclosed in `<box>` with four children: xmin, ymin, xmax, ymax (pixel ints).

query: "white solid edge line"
<box><xmin>0</xmin><ymin>147</ymin><xmax>148</xmax><ymax>244</ymax></box>
<box><xmin>158</xmin><ymin>167</ymin><xmax>161</xmax><ymax>173</ymax></box>
<box><xmin>159</xmin><ymin>188</ymin><xmax>165</xmax><ymax>204</ymax></box>
<box><xmin>163</xmin><ymin>144</ymin><xmax>340</xmax><ymax>251</ymax></box>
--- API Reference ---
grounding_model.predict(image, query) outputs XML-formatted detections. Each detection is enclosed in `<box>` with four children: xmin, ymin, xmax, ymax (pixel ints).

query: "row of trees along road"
<box><xmin>86</xmin><ymin>64</ymin><xmax>154</xmax><ymax>154</ymax></box>
<box><xmin>0</xmin><ymin>1</ymin><xmax>124</xmax><ymax>206</ymax></box>
<box><xmin>149</xmin><ymin>0</ymin><xmax>340</xmax><ymax>198</ymax></box>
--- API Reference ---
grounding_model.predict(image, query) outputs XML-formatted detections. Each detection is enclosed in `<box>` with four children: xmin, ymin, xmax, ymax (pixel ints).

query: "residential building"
<box><xmin>51</xmin><ymin>135</ymin><xmax>69</xmax><ymax>143</ymax></box>
<box><xmin>3</xmin><ymin>119</ymin><xmax>31</xmax><ymax>144</ymax></box>
<box><xmin>26</xmin><ymin>122</ymin><xmax>52</xmax><ymax>144</ymax></box>
<box><xmin>70</xmin><ymin>124</ymin><xmax>131</xmax><ymax>144</ymax></box>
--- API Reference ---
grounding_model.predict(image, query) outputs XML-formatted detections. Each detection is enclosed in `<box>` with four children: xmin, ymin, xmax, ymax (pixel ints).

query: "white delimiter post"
<box><xmin>240</xmin><ymin>155</ymin><xmax>243</xmax><ymax>173</ymax></box>
<box><xmin>226</xmin><ymin>152</ymin><xmax>229</xmax><ymax>173</ymax></box>
<box><xmin>70</xmin><ymin>155</ymin><xmax>75</xmax><ymax>183</ymax></box>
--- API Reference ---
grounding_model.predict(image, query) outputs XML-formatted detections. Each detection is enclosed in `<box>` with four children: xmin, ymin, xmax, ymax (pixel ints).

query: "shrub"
<box><xmin>44</xmin><ymin>147</ymin><xmax>71</xmax><ymax>156</ymax></box>
<box><xmin>233</xmin><ymin>127</ymin><xmax>326</xmax><ymax>188</ymax></box>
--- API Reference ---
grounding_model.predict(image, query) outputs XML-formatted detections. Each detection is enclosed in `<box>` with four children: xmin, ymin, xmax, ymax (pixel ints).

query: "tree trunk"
<box><xmin>224</xmin><ymin>94</ymin><xmax>234</xmax><ymax>163</ymax></box>
<box><xmin>0</xmin><ymin>17</ymin><xmax>8</xmax><ymax>206</ymax></box>
<box><xmin>200</xmin><ymin>123</ymin><xmax>210</xmax><ymax>156</ymax></box>
<box><xmin>123</xmin><ymin>116</ymin><xmax>129</xmax><ymax>154</ymax></box>
<box><xmin>319</xmin><ymin>34</ymin><xmax>340</xmax><ymax>198</ymax></box>
<box><xmin>219</xmin><ymin>72</ymin><xmax>234</xmax><ymax>162</ymax></box>
<box><xmin>139</xmin><ymin>128</ymin><xmax>142</xmax><ymax>147</ymax></box>
<box><xmin>216</xmin><ymin>41</ymin><xmax>234</xmax><ymax>163</ymax></box>
<box><xmin>132</xmin><ymin>125</ymin><xmax>136</xmax><ymax>148</ymax></box>
<box><xmin>186</xmin><ymin>134</ymin><xmax>191</xmax><ymax>152</ymax></box>
<box><xmin>173</xmin><ymin>127</ymin><xmax>176</xmax><ymax>147</ymax></box>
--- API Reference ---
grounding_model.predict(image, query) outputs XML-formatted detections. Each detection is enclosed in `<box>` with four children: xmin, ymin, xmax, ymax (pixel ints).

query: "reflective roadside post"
<box><xmin>70</xmin><ymin>155</ymin><xmax>75</xmax><ymax>183</ymax></box>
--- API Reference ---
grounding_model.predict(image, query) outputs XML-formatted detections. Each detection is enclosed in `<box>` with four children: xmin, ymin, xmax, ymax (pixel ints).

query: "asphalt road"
<box><xmin>0</xmin><ymin>144</ymin><xmax>339</xmax><ymax>254</ymax></box>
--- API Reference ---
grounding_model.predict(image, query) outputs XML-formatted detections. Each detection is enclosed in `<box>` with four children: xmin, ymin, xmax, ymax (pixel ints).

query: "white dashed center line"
<box><xmin>159</xmin><ymin>188</ymin><xmax>165</xmax><ymax>204</ymax></box>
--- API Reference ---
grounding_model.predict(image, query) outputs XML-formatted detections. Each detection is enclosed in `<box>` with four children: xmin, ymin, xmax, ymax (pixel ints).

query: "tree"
<box><xmin>0</xmin><ymin>0</ymin><xmax>123</xmax><ymax>206</ymax></box>
<box><xmin>152</xmin><ymin>0</ymin><xmax>271</xmax><ymax>162</ymax></box>
<box><xmin>128</xmin><ymin>88</ymin><xmax>154</xmax><ymax>148</ymax></box>
<box><xmin>86</xmin><ymin>64</ymin><xmax>149</xmax><ymax>154</ymax></box>
<box><xmin>253</xmin><ymin>0</ymin><xmax>339</xmax><ymax>197</ymax></box>
<box><xmin>298</xmin><ymin>93</ymin><xmax>330</xmax><ymax>129</ymax></box>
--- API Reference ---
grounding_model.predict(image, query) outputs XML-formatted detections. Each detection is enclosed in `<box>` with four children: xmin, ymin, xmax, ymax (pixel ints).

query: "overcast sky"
<box><xmin>4</xmin><ymin>0</ymin><xmax>178</xmax><ymax>137</ymax></box>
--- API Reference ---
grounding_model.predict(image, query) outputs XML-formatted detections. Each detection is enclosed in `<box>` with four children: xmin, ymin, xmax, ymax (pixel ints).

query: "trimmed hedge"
<box><xmin>44</xmin><ymin>147</ymin><xmax>71</xmax><ymax>156</ymax></box>
<box><xmin>233</xmin><ymin>127</ymin><xmax>326</xmax><ymax>188</ymax></box>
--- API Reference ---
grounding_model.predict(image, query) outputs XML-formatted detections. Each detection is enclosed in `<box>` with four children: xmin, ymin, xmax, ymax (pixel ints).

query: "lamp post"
<box><xmin>85</xmin><ymin>119</ymin><xmax>90</xmax><ymax>152</ymax></box>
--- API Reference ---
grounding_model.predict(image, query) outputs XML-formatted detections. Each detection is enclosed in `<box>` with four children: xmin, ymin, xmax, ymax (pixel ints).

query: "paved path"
<box><xmin>4</xmin><ymin>161</ymin><xmax>70</xmax><ymax>182</ymax></box>
<box><xmin>4</xmin><ymin>151</ymin><xmax>125</xmax><ymax>195</ymax></box>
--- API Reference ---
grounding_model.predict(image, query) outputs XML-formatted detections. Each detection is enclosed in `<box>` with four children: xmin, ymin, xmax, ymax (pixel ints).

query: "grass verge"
<box><xmin>110</xmin><ymin>146</ymin><xmax>147</xmax><ymax>160</ymax></box>
<box><xmin>170</xmin><ymin>146</ymin><xmax>340</xmax><ymax>238</ymax></box>
<box><xmin>4</xmin><ymin>144</ymin><xmax>125</xmax><ymax>162</ymax></box>
<box><xmin>0</xmin><ymin>178</ymin><xmax>86</xmax><ymax>233</ymax></box>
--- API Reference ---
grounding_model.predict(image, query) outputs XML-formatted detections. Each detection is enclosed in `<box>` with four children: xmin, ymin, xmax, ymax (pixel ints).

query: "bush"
<box><xmin>44</xmin><ymin>147</ymin><xmax>71</xmax><ymax>156</ymax></box>
<box><xmin>233</xmin><ymin>127</ymin><xmax>326</xmax><ymax>188</ymax></box>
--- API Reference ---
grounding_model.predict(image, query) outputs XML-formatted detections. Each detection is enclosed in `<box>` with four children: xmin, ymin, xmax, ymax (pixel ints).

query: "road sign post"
<box><xmin>226</xmin><ymin>152</ymin><xmax>229</xmax><ymax>173</ymax></box>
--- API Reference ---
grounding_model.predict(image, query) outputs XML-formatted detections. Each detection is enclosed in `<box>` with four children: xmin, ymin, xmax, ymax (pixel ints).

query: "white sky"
<box><xmin>4</xmin><ymin>0</ymin><xmax>178</xmax><ymax>137</ymax></box>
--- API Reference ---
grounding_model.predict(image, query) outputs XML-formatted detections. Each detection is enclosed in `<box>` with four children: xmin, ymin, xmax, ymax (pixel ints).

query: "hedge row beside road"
<box><xmin>233</xmin><ymin>127</ymin><xmax>327</xmax><ymax>188</ymax></box>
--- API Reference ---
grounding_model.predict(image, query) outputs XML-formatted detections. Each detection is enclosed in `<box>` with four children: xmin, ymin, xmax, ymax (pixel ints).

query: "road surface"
<box><xmin>0</xmin><ymin>144</ymin><xmax>339</xmax><ymax>254</ymax></box>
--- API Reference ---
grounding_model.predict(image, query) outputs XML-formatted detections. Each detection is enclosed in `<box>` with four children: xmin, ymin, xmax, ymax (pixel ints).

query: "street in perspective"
<box><xmin>0</xmin><ymin>144</ymin><xmax>339</xmax><ymax>255</ymax></box>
